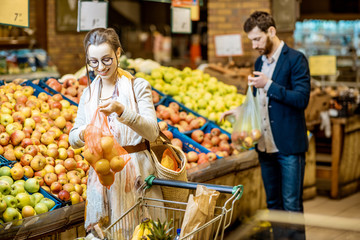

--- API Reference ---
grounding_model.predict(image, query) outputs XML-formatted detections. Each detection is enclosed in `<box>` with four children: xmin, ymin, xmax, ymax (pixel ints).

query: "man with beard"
<box><xmin>246</xmin><ymin>11</ymin><xmax>310</xmax><ymax>239</ymax></box>
<box><xmin>223</xmin><ymin>12</ymin><xmax>310</xmax><ymax>238</ymax></box>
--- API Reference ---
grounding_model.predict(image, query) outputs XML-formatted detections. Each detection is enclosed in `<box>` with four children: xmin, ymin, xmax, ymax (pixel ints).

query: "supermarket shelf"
<box><xmin>0</xmin><ymin>37</ymin><xmax>30</xmax><ymax>46</ymax></box>
<box><xmin>0</xmin><ymin>71</ymin><xmax>60</xmax><ymax>82</ymax></box>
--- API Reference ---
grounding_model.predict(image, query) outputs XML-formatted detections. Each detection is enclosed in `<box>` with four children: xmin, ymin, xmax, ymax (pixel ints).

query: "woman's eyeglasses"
<box><xmin>87</xmin><ymin>57</ymin><xmax>113</xmax><ymax>68</ymax></box>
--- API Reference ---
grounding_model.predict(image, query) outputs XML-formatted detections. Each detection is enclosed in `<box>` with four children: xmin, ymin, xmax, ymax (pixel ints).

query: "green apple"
<box><xmin>11</xmin><ymin>184</ymin><xmax>25</xmax><ymax>196</ymax></box>
<box><xmin>151</xmin><ymin>69</ymin><xmax>163</xmax><ymax>79</ymax></box>
<box><xmin>0</xmin><ymin>198</ymin><xmax>7</xmax><ymax>213</ymax></box>
<box><xmin>32</xmin><ymin>192</ymin><xmax>44</xmax><ymax>204</ymax></box>
<box><xmin>40</xmin><ymin>198</ymin><xmax>55</xmax><ymax>210</ymax></box>
<box><xmin>24</xmin><ymin>178</ymin><xmax>40</xmax><ymax>193</ymax></box>
<box><xmin>29</xmin><ymin>195</ymin><xmax>36</xmax><ymax>207</ymax></box>
<box><xmin>3</xmin><ymin>195</ymin><xmax>17</xmax><ymax>208</ymax></box>
<box><xmin>208</xmin><ymin>112</ymin><xmax>217</xmax><ymax>122</ymax></box>
<box><xmin>34</xmin><ymin>202</ymin><xmax>48</xmax><ymax>215</ymax></box>
<box><xmin>0</xmin><ymin>176</ymin><xmax>14</xmax><ymax>186</ymax></box>
<box><xmin>16</xmin><ymin>192</ymin><xmax>31</xmax><ymax>209</ymax></box>
<box><xmin>2</xmin><ymin>207</ymin><xmax>20</xmax><ymax>222</ymax></box>
<box><xmin>13</xmin><ymin>179</ymin><xmax>25</xmax><ymax>187</ymax></box>
<box><xmin>197</xmin><ymin>99</ymin><xmax>207</xmax><ymax>109</ymax></box>
<box><xmin>0</xmin><ymin>166</ymin><xmax>11</xmax><ymax>177</ymax></box>
<box><xmin>0</xmin><ymin>180</ymin><xmax>11</xmax><ymax>195</ymax></box>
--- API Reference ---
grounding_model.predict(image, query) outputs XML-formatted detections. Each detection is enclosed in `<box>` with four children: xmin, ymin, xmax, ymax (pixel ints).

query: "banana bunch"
<box><xmin>131</xmin><ymin>218</ymin><xmax>153</xmax><ymax>240</ymax></box>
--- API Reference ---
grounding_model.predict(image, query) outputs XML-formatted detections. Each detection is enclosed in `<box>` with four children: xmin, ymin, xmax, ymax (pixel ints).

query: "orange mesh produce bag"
<box><xmin>83</xmin><ymin>107</ymin><xmax>130</xmax><ymax>188</ymax></box>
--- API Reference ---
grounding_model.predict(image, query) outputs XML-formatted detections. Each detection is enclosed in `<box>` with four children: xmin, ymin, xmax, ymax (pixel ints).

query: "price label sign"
<box><xmin>309</xmin><ymin>55</ymin><xmax>337</xmax><ymax>76</ymax></box>
<box><xmin>77</xmin><ymin>1</ymin><xmax>108</xmax><ymax>32</ymax></box>
<box><xmin>171</xmin><ymin>7</ymin><xmax>191</xmax><ymax>34</ymax></box>
<box><xmin>0</xmin><ymin>0</ymin><xmax>29</xmax><ymax>28</ymax></box>
<box><xmin>214</xmin><ymin>34</ymin><xmax>243</xmax><ymax>57</ymax></box>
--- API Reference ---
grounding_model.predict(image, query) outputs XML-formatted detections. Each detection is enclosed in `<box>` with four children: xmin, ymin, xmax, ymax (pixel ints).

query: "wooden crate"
<box><xmin>204</xmin><ymin>67</ymin><xmax>251</xmax><ymax>94</ymax></box>
<box><xmin>304</xmin><ymin>136</ymin><xmax>317</xmax><ymax>200</ymax></box>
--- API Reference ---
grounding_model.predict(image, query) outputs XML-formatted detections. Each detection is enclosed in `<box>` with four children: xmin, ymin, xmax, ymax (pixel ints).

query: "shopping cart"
<box><xmin>104</xmin><ymin>175</ymin><xmax>244</xmax><ymax>240</ymax></box>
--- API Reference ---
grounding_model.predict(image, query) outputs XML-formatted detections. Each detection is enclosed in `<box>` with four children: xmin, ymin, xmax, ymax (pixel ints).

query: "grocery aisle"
<box><xmin>224</xmin><ymin>192</ymin><xmax>360</xmax><ymax>240</ymax></box>
<box><xmin>303</xmin><ymin>192</ymin><xmax>360</xmax><ymax>239</ymax></box>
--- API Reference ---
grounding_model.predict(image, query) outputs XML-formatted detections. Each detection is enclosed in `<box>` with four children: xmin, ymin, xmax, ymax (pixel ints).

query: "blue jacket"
<box><xmin>254</xmin><ymin>43</ymin><xmax>310</xmax><ymax>155</ymax></box>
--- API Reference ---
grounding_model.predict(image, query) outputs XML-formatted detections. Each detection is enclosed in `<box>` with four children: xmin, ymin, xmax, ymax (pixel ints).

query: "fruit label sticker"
<box><xmin>214</xmin><ymin>34</ymin><xmax>243</xmax><ymax>57</ymax></box>
<box><xmin>77</xmin><ymin>1</ymin><xmax>108</xmax><ymax>32</ymax></box>
<box><xmin>171</xmin><ymin>7</ymin><xmax>192</xmax><ymax>34</ymax></box>
<box><xmin>0</xmin><ymin>0</ymin><xmax>29</xmax><ymax>28</ymax></box>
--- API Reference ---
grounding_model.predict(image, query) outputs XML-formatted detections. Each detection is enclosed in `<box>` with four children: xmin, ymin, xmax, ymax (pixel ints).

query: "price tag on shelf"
<box><xmin>214</xmin><ymin>34</ymin><xmax>243</xmax><ymax>57</ymax></box>
<box><xmin>0</xmin><ymin>0</ymin><xmax>29</xmax><ymax>28</ymax></box>
<box><xmin>77</xmin><ymin>1</ymin><xmax>108</xmax><ymax>32</ymax></box>
<box><xmin>171</xmin><ymin>7</ymin><xmax>192</xmax><ymax>34</ymax></box>
<box><xmin>309</xmin><ymin>55</ymin><xmax>337</xmax><ymax>76</ymax></box>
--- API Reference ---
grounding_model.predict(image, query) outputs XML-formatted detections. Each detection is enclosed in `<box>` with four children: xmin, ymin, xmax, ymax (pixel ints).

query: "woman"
<box><xmin>69</xmin><ymin>28</ymin><xmax>163</xmax><ymax>233</ymax></box>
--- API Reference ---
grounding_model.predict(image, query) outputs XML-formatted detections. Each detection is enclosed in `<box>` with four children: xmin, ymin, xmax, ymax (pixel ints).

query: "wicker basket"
<box><xmin>150</xmin><ymin>144</ymin><xmax>189</xmax><ymax>204</ymax></box>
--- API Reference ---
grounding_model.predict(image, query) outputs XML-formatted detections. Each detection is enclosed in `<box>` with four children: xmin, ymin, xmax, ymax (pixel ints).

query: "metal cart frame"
<box><xmin>104</xmin><ymin>176</ymin><xmax>243</xmax><ymax>240</ymax></box>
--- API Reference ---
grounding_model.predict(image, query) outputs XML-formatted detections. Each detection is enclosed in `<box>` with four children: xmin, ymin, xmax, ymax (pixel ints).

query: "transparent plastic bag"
<box><xmin>231</xmin><ymin>86</ymin><xmax>262</xmax><ymax>150</ymax></box>
<box><xmin>83</xmin><ymin>107</ymin><xmax>130</xmax><ymax>188</ymax></box>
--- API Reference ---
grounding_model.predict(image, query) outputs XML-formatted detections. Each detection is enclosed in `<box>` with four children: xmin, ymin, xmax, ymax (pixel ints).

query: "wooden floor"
<box><xmin>224</xmin><ymin>192</ymin><xmax>360</xmax><ymax>240</ymax></box>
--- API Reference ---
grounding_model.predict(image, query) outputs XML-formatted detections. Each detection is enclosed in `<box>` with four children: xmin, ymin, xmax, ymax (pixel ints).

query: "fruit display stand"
<box><xmin>0</xmin><ymin>80</ymin><xmax>89</xmax><ymax>238</ymax></box>
<box><xmin>0</xmin><ymin>67</ymin><xmax>318</xmax><ymax>237</ymax></box>
<box><xmin>0</xmin><ymin>201</ymin><xmax>85</xmax><ymax>239</ymax></box>
<box><xmin>303</xmin><ymin>134</ymin><xmax>317</xmax><ymax>200</ymax></box>
<box><xmin>316</xmin><ymin>115</ymin><xmax>360</xmax><ymax>198</ymax></box>
<box><xmin>187</xmin><ymin>150</ymin><xmax>266</xmax><ymax>225</ymax></box>
<box><xmin>0</xmin><ymin>162</ymin><xmax>64</xmax><ymax>239</ymax></box>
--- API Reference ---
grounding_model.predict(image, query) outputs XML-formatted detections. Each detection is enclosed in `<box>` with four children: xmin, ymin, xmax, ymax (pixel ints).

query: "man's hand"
<box><xmin>220</xmin><ymin>108</ymin><xmax>238</xmax><ymax>122</ymax></box>
<box><xmin>248</xmin><ymin>71</ymin><xmax>269</xmax><ymax>88</ymax></box>
<box><xmin>99</xmin><ymin>100</ymin><xmax>124</xmax><ymax>116</ymax></box>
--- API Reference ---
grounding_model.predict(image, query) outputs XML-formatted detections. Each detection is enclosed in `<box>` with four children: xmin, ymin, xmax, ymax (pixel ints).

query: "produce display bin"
<box><xmin>169</xmin><ymin>126</ymin><xmax>212</xmax><ymax>155</ymax></box>
<box><xmin>37</xmin><ymin>79</ymin><xmax>78</xmax><ymax>106</ymax></box>
<box><xmin>151</xmin><ymin>87</ymin><xmax>167</xmax><ymax>106</ymax></box>
<box><xmin>0</xmin><ymin>163</ymin><xmax>65</xmax><ymax>239</ymax></box>
<box><xmin>157</xmin><ymin>96</ymin><xmax>210</xmax><ymax>134</ymax></box>
<box><xmin>0</xmin><ymin>162</ymin><xmax>65</xmax><ymax>208</ymax></box>
<box><xmin>20</xmin><ymin>80</ymin><xmax>52</xmax><ymax>98</ymax></box>
<box><xmin>194</xmin><ymin>121</ymin><xmax>231</xmax><ymax>140</ymax></box>
<box><xmin>0</xmin><ymin>155</ymin><xmax>12</xmax><ymax>164</ymax></box>
<box><xmin>0</xmin><ymin>202</ymin><xmax>85</xmax><ymax>240</ymax></box>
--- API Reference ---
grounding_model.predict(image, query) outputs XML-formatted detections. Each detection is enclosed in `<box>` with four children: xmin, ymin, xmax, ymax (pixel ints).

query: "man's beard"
<box><xmin>256</xmin><ymin>36</ymin><xmax>273</xmax><ymax>56</ymax></box>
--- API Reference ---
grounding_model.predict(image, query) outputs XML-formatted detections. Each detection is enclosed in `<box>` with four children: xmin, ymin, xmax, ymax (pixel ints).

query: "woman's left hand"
<box><xmin>99</xmin><ymin>100</ymin><xmax>124</xmax><ymax>116</ymax></box>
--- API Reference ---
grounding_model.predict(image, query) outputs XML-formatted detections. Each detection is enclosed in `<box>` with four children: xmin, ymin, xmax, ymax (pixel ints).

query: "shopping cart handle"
<box><xmin>145</xmin><ymin>175</ymin><xmax>243</xmax><ymax>199</ymax></box>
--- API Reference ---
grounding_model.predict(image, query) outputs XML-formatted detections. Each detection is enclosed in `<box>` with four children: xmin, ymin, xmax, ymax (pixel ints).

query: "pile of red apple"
<box><xmin>156</xmin><ymin>102</ymin><xmax>206</xmax><ymax>133</ymax></box>
<box><xmin>45</xmin><ymin>76</ymin><xmax>88</xmax><ymax>104</ymax></box>
<box><xmin>0</xmin><ymin>166</ymin><xmax>58</xmax><ymax>223</ymax></box>
<box><xmin>190</xmin><ymin>128</ymin><xmax>237</xmax><ymax>157</ymax></box>
<box><xmin>152</xmin><ymin>90</ymin><xmax>161</xmax><ymax>105</ymax></box>
<box><xmin>0</xmin><ymin>83</ymin><xmax>88</xmax><ymax>204</ymax></box>
<box><xmin>231</xmin><ymin>129</ymin><xmax>261</xmax><ymax>150</ymax></box>
<box><xmin>157</xmin><ymin>126</ymin><xmax>217</xmax><ymax>170</ymax></box>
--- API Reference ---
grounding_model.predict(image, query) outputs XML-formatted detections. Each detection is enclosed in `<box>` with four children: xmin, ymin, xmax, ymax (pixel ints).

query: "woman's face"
<box><xmin>87</xmin><ymin>43</ymin><xmax>119</xmax><ymax>81</ymax></box>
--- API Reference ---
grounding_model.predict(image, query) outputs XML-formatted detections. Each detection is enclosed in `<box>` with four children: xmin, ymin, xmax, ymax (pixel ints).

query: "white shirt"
<box><xmin>257</xmin><ymin>41</ymin><xmax>284</xmax><ymax>153</ymax></box>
